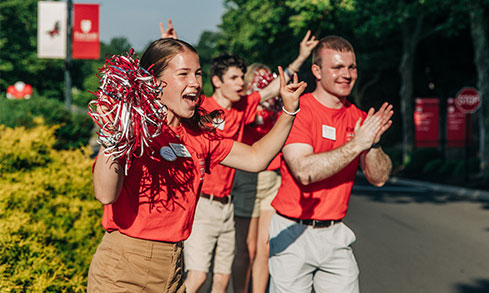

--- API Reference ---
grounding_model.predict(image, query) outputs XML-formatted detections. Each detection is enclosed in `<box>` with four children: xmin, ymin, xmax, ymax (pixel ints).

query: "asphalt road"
<box><xmin>199</xmin><ymin>177</ymin><xmax>489</xmax><ymax>292</ymax></box>
<box><xmin>347</xmin><ymin>178</ymin><xmax>489</xmax><ymax>293</ymax></box>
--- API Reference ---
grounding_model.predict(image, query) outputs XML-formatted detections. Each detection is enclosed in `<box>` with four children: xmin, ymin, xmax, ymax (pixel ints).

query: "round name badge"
<box><xmin>160</xmin><ymin>146</ymin><xmax>177</xmax><ymax>161</ymax></box>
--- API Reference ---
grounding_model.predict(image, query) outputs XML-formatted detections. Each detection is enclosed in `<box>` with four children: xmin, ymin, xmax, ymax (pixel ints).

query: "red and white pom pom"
<box><xmin>88</xmin><ymin>49</ymin><xmax>167</xmax><ymax>174</ymax></box>
<box><xmin>250</xmin><ymin>72</ymin><xmax>282</xmax><ymax>113</ymax></box>
<box><xmin>250</xmin><ymin>72</ymin><xmax>275</xmax><ymax>92</ymax></box>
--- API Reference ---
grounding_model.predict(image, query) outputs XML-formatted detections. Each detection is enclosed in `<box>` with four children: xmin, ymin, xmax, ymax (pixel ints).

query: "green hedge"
<box><xmin>394</xmin><ymin>147</ymin><xmax>484</xmax><ymax>187</ymax></box>
<box><xmin>0</xmin><ymin>123</ymin><xmax>103</xmax><ymax>291</ymax></box>
<box><xmin>0</xmin><ymin>96</ymin><xmax>93</xmax><ymax>150</ymax></box>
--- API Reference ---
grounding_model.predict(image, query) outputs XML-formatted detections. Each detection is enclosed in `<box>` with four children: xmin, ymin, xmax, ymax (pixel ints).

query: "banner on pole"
<box><xmin>37</xmin><ymin>1</ymin><xmax>67</xmax><ymax>59</ymax></box>
<box><xmin>73</xmin><ymin>4</ymin><xmax>100</xmax><ymax>59</ymax></box>
<box><xmin>447</xmin><ymin>98</ymin><xmax>467</xmax><ymax>147</ymax></box>
<box><xmin>414</xmin><ymin>98</ymin><xmax>440</xmax><ymax>147</ymax></box>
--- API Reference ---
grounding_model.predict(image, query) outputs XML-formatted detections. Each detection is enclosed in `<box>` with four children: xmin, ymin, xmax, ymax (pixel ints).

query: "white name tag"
<box><xmin>322</xmin><ymin>125</ymin><xmax>336</xmax><ymax>141</ymax></box>
<box><xmin>169</xmin><ymin>143</ymin><xmax>192</xmax><ymax>158</ymax></box>
<box><xmin>213</xmin><ymin>118</ymin><xmax>225</xmax><ymax>131</ymax></box>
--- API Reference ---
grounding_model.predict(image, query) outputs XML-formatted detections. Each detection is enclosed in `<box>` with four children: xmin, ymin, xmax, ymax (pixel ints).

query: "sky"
<box><xmin>76</xmin><ymin>0</ymin><xmax>226</xmax><ymax>51</ymax></box>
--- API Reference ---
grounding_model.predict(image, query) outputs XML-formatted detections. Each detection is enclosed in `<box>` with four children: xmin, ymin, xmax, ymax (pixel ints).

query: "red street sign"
<box><xmin>446</xmin><ymin>98</ymin><xmax>467</xmax><ymax>147</ymax></box>
<box><xmin>455</xmin><ymin>87</ymin><xmax>481</xmax><ymax>114</ymax></box>
<box><xmin>414</xmin><ymin>98</ymin><xmax>440</xmax><ymax>147</ymax></box>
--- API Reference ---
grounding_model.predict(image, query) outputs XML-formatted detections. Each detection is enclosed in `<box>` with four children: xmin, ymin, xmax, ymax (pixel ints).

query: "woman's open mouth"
<box><xmin>183</xmin><ymin>93</ymin><xmax>198</xmax><ymax>107</ymax></box>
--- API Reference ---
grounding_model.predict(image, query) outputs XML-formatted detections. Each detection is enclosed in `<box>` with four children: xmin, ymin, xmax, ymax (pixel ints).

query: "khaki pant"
<box><xmin>269</xmin><ymin>214</ymin><xmax>359</xmax><ymax>293</ymax></box>
<box><xmin>88</xmin><ymin>230</ymin><xmax>185</xmax><ymax>292</ymax></box>
<box><xmin>184</xmin><ymin>196</ymin><xmax>235</xmax><ymax>274</ymax></box>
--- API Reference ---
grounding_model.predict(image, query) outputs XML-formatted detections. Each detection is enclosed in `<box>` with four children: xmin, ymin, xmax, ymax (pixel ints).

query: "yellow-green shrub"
<box><xmin>0</xmin><ymin>122</ymin><xmax>104</xmax><ymax>291</ymax></box>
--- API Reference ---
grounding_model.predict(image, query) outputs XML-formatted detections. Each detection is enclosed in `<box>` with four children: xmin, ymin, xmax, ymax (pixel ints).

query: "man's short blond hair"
<box><xmin>312</xmin><ymin>35</ymin><xmax>355</xmax><ymax>67</ymax></box>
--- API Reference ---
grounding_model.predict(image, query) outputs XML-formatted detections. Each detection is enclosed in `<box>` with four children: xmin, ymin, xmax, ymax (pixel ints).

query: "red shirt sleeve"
<box><xmin>207</xmin><ymin>137</ymin><xmax>234</xmax><ymax>170</ymax></box>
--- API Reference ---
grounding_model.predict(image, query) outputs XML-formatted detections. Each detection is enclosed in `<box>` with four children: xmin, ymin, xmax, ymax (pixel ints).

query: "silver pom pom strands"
<box><xmin>88</xmin><ymin>49</ymin><xmax>167</xmax><ymax>174</ymax></box>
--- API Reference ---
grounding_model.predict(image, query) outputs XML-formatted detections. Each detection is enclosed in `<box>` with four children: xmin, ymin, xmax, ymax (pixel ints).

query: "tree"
<box><xmin>353</xmin><ymin>0</ymin><xmax>462</xmax><ymax>164</ymax></box>
<box><xmin>218</xmin><ymin>0</ymin><xmax>406</xmax><ymax>124</ymax></box>
<box><xmin>218</xmin><ymin>0</ymin><xmax>350</xmax><ymax>67</ymax></box>
<box><xmin>467</xmin><ymin>0</ymin><xmax>489</xmax><ymax>175</ymax></box>
<box><xmin>194</xmin><ymin>31</ymin><xmax>225</xmax><ymax>95</ymax></box>
<box><xmin>410</xmin><ymin>0</ymin><xmax>489</xmax><ymax>175</ymax></box>
<box><xmin>101</xmin><ymin>37</ymin><xmax>133</xmax><ymax>58</ymax></box>
<box><xmin>213</xmin><ymin>0</ymin><xmax>481</xmax><ymax>172</ymax></box>
<box><xmin>0</xmin><ymin>0</ymin><xmax>65</xmax><ymax>97</ymax></box>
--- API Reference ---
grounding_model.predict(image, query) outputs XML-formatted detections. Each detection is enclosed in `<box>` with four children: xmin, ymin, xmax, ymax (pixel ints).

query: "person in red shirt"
<box><xmin>87</xmin><ymin>38</ymin><xmax>306</xmax><ymax>292</ymax></box>
<box><xmin>182</xmin><ymin>53</ymin><xmax>265</xmax><ymax>292</ymax></box>
<box><xmin>269</xmin><ymin>36</ymin><xmax>393</xmax><ymax>292</ymax></box>
<box><xmin>184</xmin><ymin>31</ymin><xmax>314</xmax><ymax>291</ymax></box>
<box><xmin>231</xmin><ymin>30</ymin><xmax>317</xmax><ymax>293</ymax></box>
<box><xmin>182</xmin><ymin>53</ymin><xmax>259</xmax><ymax>293</ymax></box>
<box><xmin>158</xmin><ymin>21</ymin><xmax>313</xmax><ymax>292</ymax></box>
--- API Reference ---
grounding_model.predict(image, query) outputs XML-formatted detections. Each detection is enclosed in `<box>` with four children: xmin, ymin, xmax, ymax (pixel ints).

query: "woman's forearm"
<box><xmin>250</xmin><ymin>112</ymin><xmax>295</xmax><ymax>166</ymax></box>
<box><xmin>93</xmin><ymin>147</ymin><xmax>124</xmax><ymax>204</ymax></box>
<box><xmin>220</xmin><ymin>113</ymin><xmax>295</xmax><ymax>172</ymax></box>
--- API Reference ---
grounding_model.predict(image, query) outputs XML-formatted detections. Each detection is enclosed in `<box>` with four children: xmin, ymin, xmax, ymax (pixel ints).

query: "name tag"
<box><xmin>160</xmin><ymin>146</ymin><xmax>177</xmax><ymax>161</ymax></box>
<box><xmin>169</xmin><ymin>143</ymin><xmax>192</xmax><ymax>158</ymax></box>
<box><xmin>322</xmin><ymin>125</ymin><xmax>336</xmax><ymax>141</ymax></box>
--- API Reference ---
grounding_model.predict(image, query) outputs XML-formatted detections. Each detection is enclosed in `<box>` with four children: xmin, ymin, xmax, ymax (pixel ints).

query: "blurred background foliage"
<box><xmin>0</xmin><ymin>0</ymin><xmax>488</xmax><ymax>290</ymax></box>
<box><xmin>210</xmin><ymin>0</ymin><xmax>489</xmax><ymax>183</ymax></box>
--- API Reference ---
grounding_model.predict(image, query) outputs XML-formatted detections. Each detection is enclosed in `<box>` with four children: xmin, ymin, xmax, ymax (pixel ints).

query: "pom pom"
<box><xmin>250</xmin><ymin>72</ymin><xmax>275</xmax><ymax>92</ymax></box>
<box><xmin>250</xmin><ymin>72</ymin><xmax>282</xmax><ymax>113</ymax></box>
<box><xmin>88</xmin><ymin>49</ymin><xmax>167</xmax><ymax>174</ymax></box>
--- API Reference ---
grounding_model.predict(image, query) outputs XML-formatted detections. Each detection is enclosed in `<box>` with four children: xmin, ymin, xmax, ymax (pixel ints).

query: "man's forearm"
<box><xmin>361</xmin><ymin>147</ymin><xmax>392</xmax><ymax>186</ymax></box>
<box><xmin>285</xmin><ymin>141</ymin><xmax>364</xmax><ymax>186</ymax></box>
<box><xmin>288</xmin><ymin>54</ymin><xmax>307</xmax><ymax>74</ymax></box>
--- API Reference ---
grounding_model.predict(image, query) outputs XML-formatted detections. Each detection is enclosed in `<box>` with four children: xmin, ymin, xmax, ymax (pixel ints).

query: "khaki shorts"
<box><xmin>183</xmin><ymin>196</ymin><xmax>235</xmax><ymax>274</ymax></box>
<box><xmin>87</xmin><ymin>230</ymin><xmax>185</xmax><ymax>293</ymax></box>
<box><xmin>232</xmin><ymin>170</ymin><xmax>281</xmax><ymax>218</ymax></box>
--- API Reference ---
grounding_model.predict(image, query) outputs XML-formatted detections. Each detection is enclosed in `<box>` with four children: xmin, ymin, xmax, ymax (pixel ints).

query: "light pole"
<box><xmin>64</xmin><ymin>0</ymin><xmax>73</xmax><ymax>111</ymax></box>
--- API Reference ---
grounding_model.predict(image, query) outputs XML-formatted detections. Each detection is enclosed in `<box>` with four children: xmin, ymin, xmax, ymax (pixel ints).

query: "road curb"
<box><xmin>355</xmin><ymin>171</ymin><xmax>489</xmax><ymax>201</ymax></box>
<box><xmin>388</xmin><ymin>176</ymin><xmax>489</xmax><ymax>202</ymax></box>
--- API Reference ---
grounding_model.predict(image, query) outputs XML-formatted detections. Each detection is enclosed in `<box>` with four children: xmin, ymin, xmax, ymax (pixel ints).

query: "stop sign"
<box><xmin>455</xmin><ymin>87</ymin><xmax>481</xmax><ymax>114</ymax></box>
